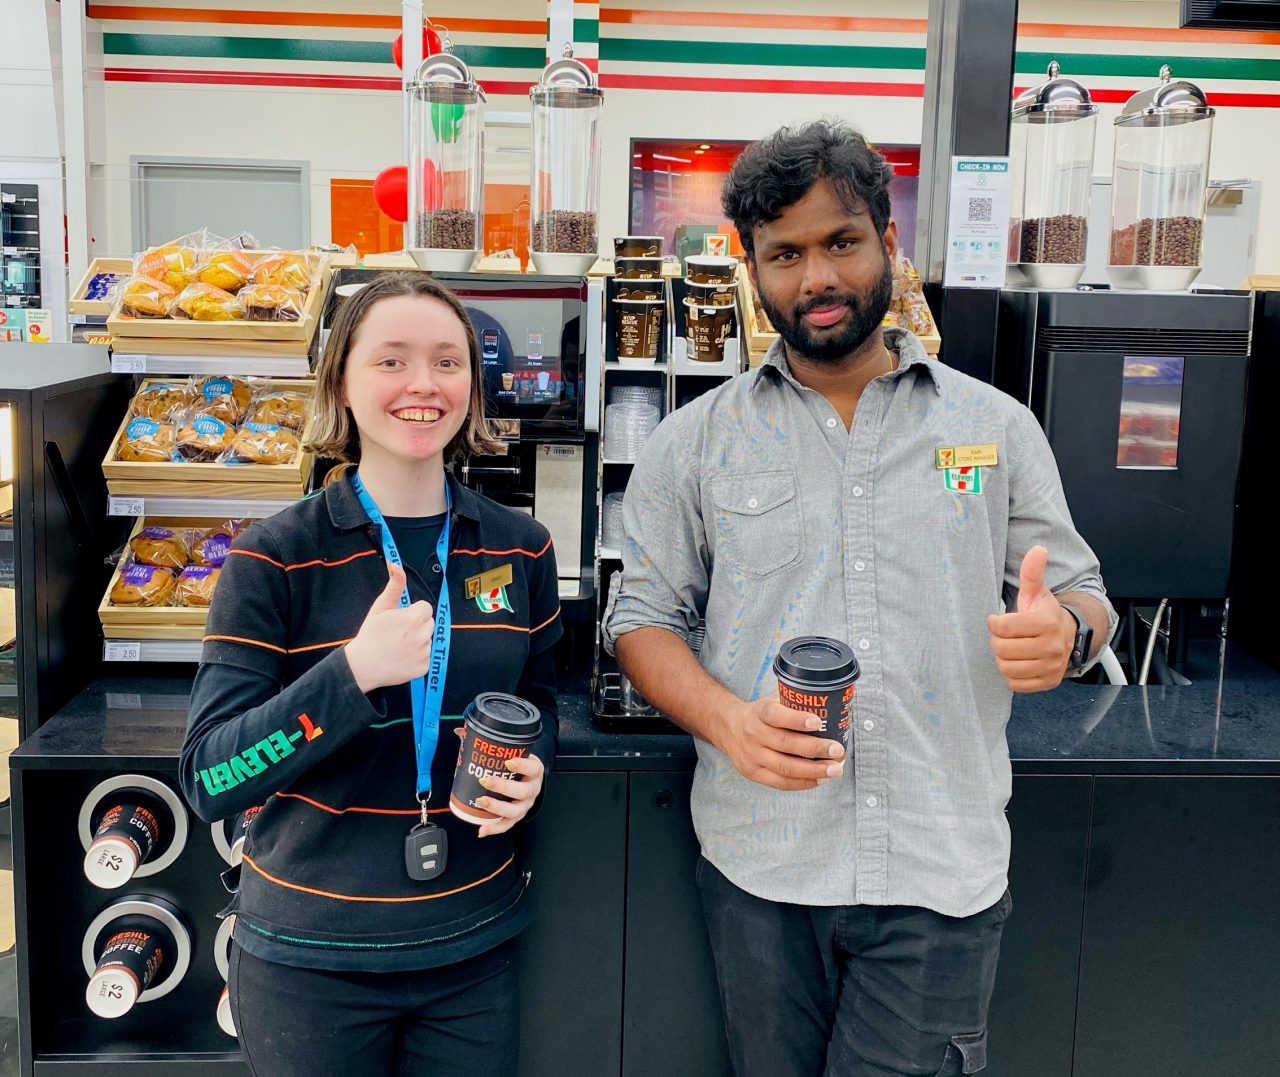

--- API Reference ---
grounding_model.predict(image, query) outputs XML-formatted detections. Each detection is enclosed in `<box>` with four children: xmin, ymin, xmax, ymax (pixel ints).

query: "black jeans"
<box><xmin>696</xmin><ymin>857</ymin><xmax>1011</xmax><ymax>1077</ymax></box>
<box><xmin>228</xmin><ymin>940</ymin><xmax>518</xmax><ymax>1077</ymax></box>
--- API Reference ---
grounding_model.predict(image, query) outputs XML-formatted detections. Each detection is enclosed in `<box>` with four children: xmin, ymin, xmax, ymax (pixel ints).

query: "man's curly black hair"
<box><xmin>721</xmin><ymin>119</ymin><xmax>894</xmax><ymax>261</ymax></box>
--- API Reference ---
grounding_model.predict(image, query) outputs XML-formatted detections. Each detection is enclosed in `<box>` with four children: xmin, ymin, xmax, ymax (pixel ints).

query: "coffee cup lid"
<box><xmin>615</xmin><ymin>296</ymin><xmax>664</xmax><ymax>306</ymax></box>
<box><xmin>465</xmin><ymin>692</ymin><xmax>542</xmax><ymax>740</ymax></box>
<box><xmin>86</xmin><ymin>966</ymin><xmax>141</xmax><ymax>1018</ymax></box>
<box><xmin>83</xmin><ymin>837</ymin><xmax>140</xmax><ymax>889</ymax></box>
<box><xmin>774</xmin><ymin>636</ymin><xmax>859</xmax><ymax>685</ymax></box>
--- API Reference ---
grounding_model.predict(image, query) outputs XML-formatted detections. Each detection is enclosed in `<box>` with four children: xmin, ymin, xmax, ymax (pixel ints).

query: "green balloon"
<box><xmin>431</xmin><ymin>102</ymin><xmax>465</xmax><ymax>143</ymax></box>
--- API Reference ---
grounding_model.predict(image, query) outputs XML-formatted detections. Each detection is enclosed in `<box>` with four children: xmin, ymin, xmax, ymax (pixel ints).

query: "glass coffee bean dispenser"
<box><xmin>1007</xmin><ymin>62</ymin><xmax>1098</xmax><ymax>289</ymax></box>
<box><xmin>1107</xmin><ymin>65</ymin><xmax>1215</xmax><ymax>291</ymax></box>
<box><xmin>529</xmin><ymin>44</ymin><xmax>603</xmax><ymax>275</ymax></box>
<box><xmin>408</xmin><ymin>33</ymin><xmax>484</xmax><ymax>272</ymax></box>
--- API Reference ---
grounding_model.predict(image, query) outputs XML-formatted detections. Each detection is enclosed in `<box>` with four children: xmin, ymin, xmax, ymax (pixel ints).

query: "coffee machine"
<box><xmin>325</xmin><ymin>268</ymin><xmax>602</xmax><ymax>604</ymax></box>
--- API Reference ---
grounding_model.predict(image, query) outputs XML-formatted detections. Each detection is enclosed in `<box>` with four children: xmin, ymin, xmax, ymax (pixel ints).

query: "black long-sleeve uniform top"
<box><xmin>180</xmin><ymin>473</ymin><xmax>562</xmax><ymax>971</ymax></box>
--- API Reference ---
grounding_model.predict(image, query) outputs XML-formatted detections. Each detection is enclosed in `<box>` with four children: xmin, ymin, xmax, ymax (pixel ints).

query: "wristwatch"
<box><xmin>1061</xmin><ymin>604</ymin><xmax>1094</xmax><ymax>675</ymax></box>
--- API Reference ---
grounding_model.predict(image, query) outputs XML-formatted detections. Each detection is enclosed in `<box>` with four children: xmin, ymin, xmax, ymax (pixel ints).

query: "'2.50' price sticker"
<box><xmin>111</xmin><ymin>353</ymin><xmax>147</xmax><ymax>374</ymax></box>
<box><xmin>104</xmin><ymin>642</ymin><xmax>142</xmax><ymax>662</ymax></box>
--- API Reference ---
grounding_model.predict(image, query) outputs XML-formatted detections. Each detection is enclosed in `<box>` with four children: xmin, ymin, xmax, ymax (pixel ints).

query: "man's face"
<box><xmin>747</xmin><ymin>178</ymin><xmax>898</xmax><ymax>364</ymax></box>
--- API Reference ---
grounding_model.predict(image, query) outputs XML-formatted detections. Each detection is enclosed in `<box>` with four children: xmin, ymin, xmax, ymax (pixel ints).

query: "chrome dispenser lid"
<box><xmin>1011</xmin><ymin>61</ymin><xmax>1097</xmax><ymax>122</ymax></box>
<box><xmin>531</xmin><ymin>43</ymin><xmax>602</xmax><ymax>108</ymax></box>
<box><xmin>410</xmin><ymin>31</ymin><xmax>480</xmax><ymax>103</ymax></box>
<box><xmin>1116</xmin><ymin>64</ymin><xmax>1214</xmax><ymax>126</ymax></box>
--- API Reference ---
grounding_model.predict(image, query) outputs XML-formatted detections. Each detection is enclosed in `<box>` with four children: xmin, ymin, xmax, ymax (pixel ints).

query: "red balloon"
<box><xmin>392</xmin><ymin>22</ymin><xmax>444</xmax><ymax>70</ymax></box>
<box><xmin>372</xmin><ymin>165</ymin><xmax>408</xmax><ymax>222</ymax></box>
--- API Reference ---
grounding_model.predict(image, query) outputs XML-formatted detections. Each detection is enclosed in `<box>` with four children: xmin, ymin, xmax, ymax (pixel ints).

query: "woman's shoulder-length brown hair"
<box><xmin>302</xmin><ymin>271</ymin><xmax>503</xmax><ymax>470</ymax></box>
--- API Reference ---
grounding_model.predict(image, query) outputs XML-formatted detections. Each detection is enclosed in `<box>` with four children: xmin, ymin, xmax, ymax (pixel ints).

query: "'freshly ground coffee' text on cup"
<box><xmin>451</xmin><ymin>693</ymin><xmax>543</xmax><ymax>825</ymax></box>
<box><xmin>772</xmin><ymin>637</ymin><xmax>860</xmax><ymax>753</ymax></box>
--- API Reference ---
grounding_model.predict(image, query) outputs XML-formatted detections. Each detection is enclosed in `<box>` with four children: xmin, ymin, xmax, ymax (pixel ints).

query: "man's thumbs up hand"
<box><xmin>987</xmin><ymin>545</ymin><xmax>1075</xmax><ymax>692</ymax></box>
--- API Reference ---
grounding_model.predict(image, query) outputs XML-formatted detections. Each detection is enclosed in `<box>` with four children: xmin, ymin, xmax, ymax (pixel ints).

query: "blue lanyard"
<box><xmin>352</xmin><ymin>472</ymin><xmax>452</xmax><ymax>799</ymax></box>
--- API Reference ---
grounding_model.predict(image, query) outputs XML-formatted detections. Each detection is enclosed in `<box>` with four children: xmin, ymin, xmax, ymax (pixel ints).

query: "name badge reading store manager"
<box><xmin>935</xmin><ymin>444</ymin><xmax>998</xmax><ymax>469</ymax></box>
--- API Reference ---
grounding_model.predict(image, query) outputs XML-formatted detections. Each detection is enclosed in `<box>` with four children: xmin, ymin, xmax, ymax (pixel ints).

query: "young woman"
<box><xmin>181</xmin><ymin>272</ymin><xmax>562</xmax><ymax>1076</ymax></box>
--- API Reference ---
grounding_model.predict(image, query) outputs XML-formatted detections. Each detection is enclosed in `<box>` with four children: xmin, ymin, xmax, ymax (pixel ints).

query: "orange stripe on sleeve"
<box><xmin>242</xmin><ymin>852</ymin><xmax>515</xmax><ymax>903</ymax></box>
<box><xmin>288</xmin><ymin>638</ymin><xmax>354</xmax><ymax>654</ymax></box>
<box><xmin>275</xmin><ymin>791</ymin><xmax>450</xmax><ymax>816</ymax></box>
<box><xmin>226</xmin><ymin>548</ymin><xmax>379</xmax><ymax>572</ymax></box>
<box><xmin>531</xmin><ymin>609</ymin><xmax>561</xmax><ymax>633</ymax></box>
<box><xmin>226</xmin><ymin>548</ymin><xmax>287</xmax><ymax>569</ymax></box>
<box><xmin>202</xmin><ymin>633</ymin><xmax>288</xmax><ymax>654</ymax></box>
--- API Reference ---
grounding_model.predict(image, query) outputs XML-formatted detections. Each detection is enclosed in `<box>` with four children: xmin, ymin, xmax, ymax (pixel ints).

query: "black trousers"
<box><xmin>228</xmin><ymin>940</ymin><xmax>518</xmax><ymax>1077</ymax></box>
<box><xmin>696</xmin><ymin>857</ymin><xmax>1011</xmax><ymax>1077</ymax></box>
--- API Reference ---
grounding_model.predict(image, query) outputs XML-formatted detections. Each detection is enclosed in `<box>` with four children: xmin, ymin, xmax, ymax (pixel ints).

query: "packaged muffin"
<box><xmin>228</xmin><ymin>422</ymin><xmax>300</xmax><ymax>465</ymax></box>
<box><xmin>176</xmin><ymin>565</ymin><xmax>221</xmax><ymax>608</ymax></box>
<box><xmin>119</xmin><ymin>276</ymin><xmax>178</xmax><ymax>319</ymax></box>
<box><xmin>128</xmin><ymin>526</ymin><xmax>191</xmax><ymax>570</ymax></box>
<box><xmin>134</xmin><ymin>242</ymin><xmax>201</xmax><ymax>291</ymax></box>
<box><xmin>199</xmin><ymin>250</ymin><xmax>252</xmax><ymax>292</ymax></box>
<box><xmin>239</xmin><ymin>283</ymin><xmax>306</xmax><ymax>322</ymax></box>
<box><xmin>195</xmin><ymin>375</ymin><xmax>253</xmax><ymax>424</ymax></box>
<box><xmin>190</xmin><ymin>522</ymin><xmax>240</xmax><ymax>567</ymax></box>
<box><xmin>249</xmin><ymin>251</ymin><xmax>317</xmax><ymax>292</ymax></box>
<box><xmin>131</xmin><ymin>381</ymin><xmax>196</xmax><ymax>422</ymax></box>
<box><xmin>174</xmin><ymin>283</ymin><xmax>244</xmax><ymax>322</ymax></box>
<box><xmin>110</xmin><ymin>564</ymin><xmax>177</xmax><ymax>607</ymax></box>
<box><xmin>117</xmin><ymin>417</ymin><xmax>177</xmax><ymax>462</ymax></box>
<box><xmin>175</xmin><ymin>413</ymin><xmax>236</xmax><ymax>462</ymax></box>
<box><xmin>247</xmin><ymin>390</ymin><xmax>308</xmax><ymax>430</ymax></box>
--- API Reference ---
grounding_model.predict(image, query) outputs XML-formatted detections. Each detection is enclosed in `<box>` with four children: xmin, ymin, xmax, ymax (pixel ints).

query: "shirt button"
<box><xmin>852</xmin><ymin>486</ymin><xmax>864</xmax><ymax>497</ymax></box>
<box><xmin>859</xmin><ymin>638</ymin><xmax>870</xmax><ymax>650</ymax></box>
<box><xmin>863</xmin><ymin>719</ymin><xmax>874</xmax><ymax>731</ymax></box>
<box><xmin>747</xmin><ymin>497</ymin><xmax>759</xmax><ymax>509</ymax></box>
<box><xmin>866</xmin><ymin>795</ymin><xmax>878</xmax><ymax>807</ymax></box>
<box><xmin>826</xmin><ymin>417</ymin><xmax>838</xmax><ymax>428</ymax></box>
<box><xmin>854</xmin><ymin>560</ymin><xmax>866</xmax><ymax>572</ymax></box>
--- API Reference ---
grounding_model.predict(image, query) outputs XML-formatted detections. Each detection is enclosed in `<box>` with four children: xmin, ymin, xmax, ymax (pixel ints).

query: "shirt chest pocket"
<box><xmin>711</xmin><ymin>471</ymin><xmax>803</xmax><ymax>578</ymax></box>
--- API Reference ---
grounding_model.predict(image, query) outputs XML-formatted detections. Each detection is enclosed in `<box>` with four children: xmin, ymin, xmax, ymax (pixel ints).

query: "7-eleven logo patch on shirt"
<box><xmin>943</xmin><ymin>466</ymin><xmax>982</xmax><ymax>494</ymax></box>
<box><xmin>475</xmin><ymin>585</ymin><xmax>515</xmax><ymax>613</ymax></box>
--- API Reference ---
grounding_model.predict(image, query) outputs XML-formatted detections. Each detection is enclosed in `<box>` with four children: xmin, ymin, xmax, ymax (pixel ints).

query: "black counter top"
<box><xmin>12</xmin><ymin>672</ymin><xmax>1280</xmax><ymax>776</ymax></box>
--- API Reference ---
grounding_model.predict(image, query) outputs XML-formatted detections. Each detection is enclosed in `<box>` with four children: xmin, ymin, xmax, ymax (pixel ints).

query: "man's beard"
<box><xmin>758</xmin><ymin>252</ymin><xmax>894</xmax><ymax>364</ymax></box>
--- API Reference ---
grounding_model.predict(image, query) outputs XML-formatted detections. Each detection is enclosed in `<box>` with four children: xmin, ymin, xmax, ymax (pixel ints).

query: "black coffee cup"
<box><xmin>450</xmin><ymin>693</ymin><xmax>542</xmax><ymax>825</ymax></box>
<box><xmin>772</xmin><ymin>637</ymin><xmax>860</xmax><ymax>753</ymax></box>
<box><xmin>84</xmin><ymin>800</ymin><xmax>163</xmax><ymax>889</ymax></box>
<box><xmin>85</xmin><ymin>928</ymin><xmax>165</xmax><ymax>1018</ymax></box>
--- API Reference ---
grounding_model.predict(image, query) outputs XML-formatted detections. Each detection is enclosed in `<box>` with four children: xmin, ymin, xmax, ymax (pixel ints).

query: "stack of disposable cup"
<box><xmin>602</xmin><ymin>491</ymin><xmax>626</xmax><ymax>551</ymax></box>
<box><xmin>603</xmin><ymin>402</ymin><xmax>660</xmax><ymax>462</ymax></box>
<box><xmin>609</xmin><ymin>384</ymin><xmax>663</xmax><ymax>411</ymax></box>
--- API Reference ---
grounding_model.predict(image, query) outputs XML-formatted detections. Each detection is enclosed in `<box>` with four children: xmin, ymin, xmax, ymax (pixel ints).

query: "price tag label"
<box><xmin>108</xmin><ymin>497</ymin><xmax>145</xmax><ymax>517</ymax></box>
<box><xmin>105</xmin><ymin>692</ymin><xmax>144</xmax><ymax>709</ymax></box>
<box><xmin>112</xmin><ymin>353</ymin><xmax>147</xmax><ymax>374</ymax></box>
<box><xmin>104</xmin><ymin>641</ymin><xmax>142</xmax><ymax>662</ymax></box>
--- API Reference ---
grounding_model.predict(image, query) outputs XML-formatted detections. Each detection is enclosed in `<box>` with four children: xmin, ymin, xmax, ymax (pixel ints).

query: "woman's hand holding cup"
<box><xmin>473</xmin><ymin>751</ymin><xmax>545</xmax><ymax>838</ymax></box>
<box><xmin>345</xmin><ymin>562</ymin><xmax>435</xmax><ymax>694</ymax></box>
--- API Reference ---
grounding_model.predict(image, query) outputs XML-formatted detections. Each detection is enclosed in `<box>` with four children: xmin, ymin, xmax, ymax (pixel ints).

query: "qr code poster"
<box><xmin>945</xmin><ymin>157</ymin><xmax>1012</xmax><ymax>289</ymax></box>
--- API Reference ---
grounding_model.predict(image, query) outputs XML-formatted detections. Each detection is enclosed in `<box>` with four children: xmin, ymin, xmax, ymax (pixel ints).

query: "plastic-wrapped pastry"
<box><xmin>199</xmin><ymin>250</ymin><xmax>252</xmax><ymax>292</ymax></box>
<box><xmin>239</xmin><ymin>283</ymin><xmax>305</xmax><ymax>322</ymax></box>
<box><xmin>195</xmin><ymin>375</ymin><xmax>253</xmax><ymax>424</ymax></box>
<box><xmin>229</xmin><ymin>423</ymin><xmax>300</xmax><ymax>465</ymax></box>
<box><xmin>190</xmin><ymin>523</ymin><xmax>239</xmax><ymax>567</ymax></box>
<box><xmin>110</xmin><ymin>564</ymin><xmax>177</xmax><ymax>607</ymax></box>
<box><xmin>117</xmin><ymin>417</ymin><xmax>177</xmax><ymax>462</ymax></box>
<box><xmin>249</xmin><ymin>251</ymin><xmax>316</xmax><ymax>292</ymax></box>
<box><xmin>176</xmin><ymin>565</ymin><xmax>221</xmax><ymax>607</ymax></box>
<box><xmin>248</xmin><ymin>390</ymin><xmax>308</xmax><ymax>430</ymax></box>
<box><xmin>175</xmin><ymin>414</ymin><xmax>236</xmax><ymax>461</ymax></box>
<box><xmin>135</xmin><ymin>243</ymin><xmax>201</xmax><ymax>291</ymax></box>
<box><xmin>174</xmin><ymin>283</ymin><xmax>244</xmax><ymax>321</ymax></box>
<box><xmin>128</xmin><ymin>525</ymin><xmax>191</xmax><ymax>570</ymax></box>
<box><xmin>131</xmin><ymin>381</ymin><xmax>195</xmax><ymax>421</ymax></box>
<box><xmin>119</xmin><ymin>276</ymin><xmax>178</xmax><ymax>319</ymax></box>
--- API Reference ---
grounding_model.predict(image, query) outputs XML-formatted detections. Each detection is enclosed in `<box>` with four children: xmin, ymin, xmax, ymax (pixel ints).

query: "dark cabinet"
<box><xmin>986</xmin><ymin>776</ymin><xmax>1093</xmax><ymax>1077</ymax></box>
<box><xmin>1073</xmin><ymin>776</ymin><xmax>1280</xmax><ymax>1077</ymax></box>
<box><xmin>518</xmin><ymin>771</ymin><xmax>627</xmax><ymax>1077</ymax></box>
<box><xmin>623</xmin><ymin>772</ymin><xmax>730</xmax><ymax>1077</ymax></box>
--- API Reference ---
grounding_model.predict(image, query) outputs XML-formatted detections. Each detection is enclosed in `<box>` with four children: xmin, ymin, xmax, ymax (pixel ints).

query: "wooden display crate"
<box><xmin>101</xmin><ymin>378</ymin><xmax>315</xmax><ymax>499</ymax></box>
<box><xmin>69</xmin><ymin>257</ymin><xmax>133</xmax><ymax>317</ymax></box>
<box><xmin>105</xmin><ymin>252</ymin><xmax>330</xmax><ymax>354</ymax></box>
<box><xmin>98</xmin><ymin>516</ymin><xmax>228</xmax><ymax>640</ymax></box>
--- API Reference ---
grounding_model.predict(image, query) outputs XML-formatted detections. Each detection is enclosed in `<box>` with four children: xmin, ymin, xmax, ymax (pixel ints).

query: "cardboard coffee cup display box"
<box><xmin>99</xmin><ymin>516</ymin><xmax>248</xmax><ymax>640</ymax></box>
<box><xmin>102</xmin><ymin>376</ymin><xmax>314</xmax><ymax>499</ymax></box>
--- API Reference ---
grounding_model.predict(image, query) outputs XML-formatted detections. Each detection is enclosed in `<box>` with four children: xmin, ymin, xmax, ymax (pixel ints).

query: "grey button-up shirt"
<box><xmin>605</xmin><ymin>329</ymin><xmax>1116</xmax><ymax>916</ymax></box>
